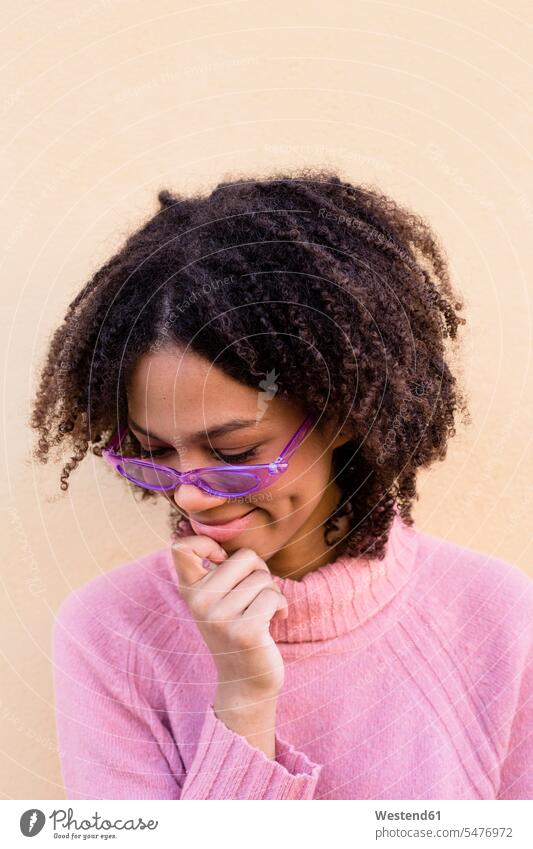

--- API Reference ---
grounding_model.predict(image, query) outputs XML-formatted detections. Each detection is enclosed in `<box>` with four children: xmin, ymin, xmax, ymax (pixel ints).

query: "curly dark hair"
<box><xmin>30</xmin><ymin>167</ymin><xmax>470</xmax><ymax>561</ymax></box>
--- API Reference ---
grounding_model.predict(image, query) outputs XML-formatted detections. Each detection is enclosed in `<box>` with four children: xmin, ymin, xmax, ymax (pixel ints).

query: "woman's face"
<box><xmin>127</xmin><ymin>346</ymin><xmax>349</xmax><ymax>577</ymax></box>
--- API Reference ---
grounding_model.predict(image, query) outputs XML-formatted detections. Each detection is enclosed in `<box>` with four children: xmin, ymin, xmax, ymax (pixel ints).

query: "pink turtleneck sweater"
<box><xmin>52</xmin><ymin>514</ymin><xmax>533</xmax><ymax>800</ymax></box>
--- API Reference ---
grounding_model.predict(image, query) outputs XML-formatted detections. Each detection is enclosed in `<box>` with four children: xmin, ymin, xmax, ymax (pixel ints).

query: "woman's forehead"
<box><xmin>127</xmin><ymin>347</ymin><xmax>300</xmax><ymax>439</ymax></box>
<box><xmin>129</xmin><ymin>348</ymin><xmax>255</xmax><ymax>403</ymax></box>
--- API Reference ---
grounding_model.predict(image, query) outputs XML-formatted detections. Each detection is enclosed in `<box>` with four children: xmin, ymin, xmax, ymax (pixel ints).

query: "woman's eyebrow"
<box><xmin>127</xmin><ymin>416</ymin><xmax>261</xmax><ymax>444</ymax></box>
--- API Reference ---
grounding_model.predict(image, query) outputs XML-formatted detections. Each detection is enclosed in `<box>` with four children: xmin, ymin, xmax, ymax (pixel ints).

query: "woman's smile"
<box><xmin>188</xmin><ymin>506</ymin><xmax>260</xmax><ymax>541</ymax></box>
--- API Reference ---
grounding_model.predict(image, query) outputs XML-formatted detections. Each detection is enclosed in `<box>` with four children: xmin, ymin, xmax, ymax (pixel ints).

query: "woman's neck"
<box><xmin>266</xmin><ymin>484</ymin><xmax>352</xmax><ymax>581</ymax></box>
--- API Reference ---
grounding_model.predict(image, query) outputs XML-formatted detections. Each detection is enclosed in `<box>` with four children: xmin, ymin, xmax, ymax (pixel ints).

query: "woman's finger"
<box><xmin>210</xmin><ymin>570</ymin><xmax>283</xmax><ymax>621</ymax></box>
<box><xmin>171</xmin><ymin>535</ymin><xmax>227</xmax><ymax>590</ymax></box>
<box><xmin>241</xmin><ymin>586</ymin><xmax>288</xmax><ymax>624</ymax></box>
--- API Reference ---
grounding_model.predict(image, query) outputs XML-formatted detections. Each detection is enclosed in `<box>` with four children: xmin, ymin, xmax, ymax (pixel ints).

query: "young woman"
<box><xmin>32</xmin><ymin>170</ymin><xmax>532</xmax><ymax>800</ymax></box>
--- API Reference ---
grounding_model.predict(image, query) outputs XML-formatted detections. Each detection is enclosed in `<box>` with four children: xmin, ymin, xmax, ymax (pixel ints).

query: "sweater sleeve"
<box><xmin>52</xmin><ymin>594</ymin><xmax>185</xmax><ymax>800</ymax></box>
<box><xmin>180</xmin><ymin>704</ymin><xmax>322</xmax><ymax>799</ymax></box>
<box><xmin>497</xmin><ymin>631</ymin><xmax>533</xmax><ymax>799</ymax></box>
<box><xmin>53</xmin><ymin>592</ymin><xmax>322</xmax><ymax>800</ymax></box>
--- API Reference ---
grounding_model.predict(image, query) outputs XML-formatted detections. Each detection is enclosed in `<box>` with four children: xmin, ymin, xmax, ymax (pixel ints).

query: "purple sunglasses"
<box><xmin>102</xmin><ymin>413</ymin><xmax>317</xmax><ymax>498</ymax></box>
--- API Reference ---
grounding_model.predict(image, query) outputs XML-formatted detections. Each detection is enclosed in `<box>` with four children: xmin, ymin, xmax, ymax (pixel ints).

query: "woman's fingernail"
<box><xmin>201</xmin><ymin>557</ymin><xmax>217</xmax><ymax>571</ymax></box>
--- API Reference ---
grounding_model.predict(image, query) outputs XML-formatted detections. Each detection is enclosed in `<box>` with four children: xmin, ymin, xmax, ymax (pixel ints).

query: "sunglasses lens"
<box><xmin>197</xmin><ymin>470</ymin><xmax>260</xmax><ymax>495</ymax></box>
<box><xmin>119</xmin><ymin>460</ymin><xmax>176</xmax><ymax>490</ymax></box>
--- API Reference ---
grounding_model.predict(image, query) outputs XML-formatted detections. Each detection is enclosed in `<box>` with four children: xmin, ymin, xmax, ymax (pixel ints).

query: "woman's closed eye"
<box><xmin>137</xmin><ymin>444</ymin><xmax>259</xmax><ymax>464</ymax></box>
<box><xmin>137</xmin><ymin>445</ymin><xmax>172</xmax><ymax>459</ymax></box>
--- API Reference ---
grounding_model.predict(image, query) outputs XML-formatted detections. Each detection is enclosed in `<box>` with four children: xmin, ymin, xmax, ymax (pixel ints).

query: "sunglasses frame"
<box><xmin>102</xmin><ymin>413</ymin><xmax>317</xmax><ymax>498</ymax></box>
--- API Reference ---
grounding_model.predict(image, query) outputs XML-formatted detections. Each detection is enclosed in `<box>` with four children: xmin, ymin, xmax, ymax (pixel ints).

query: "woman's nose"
<box><xmin>173</xmin><ymin>483</ymin><xmax>227</xmax><ymax>513</ymax></box>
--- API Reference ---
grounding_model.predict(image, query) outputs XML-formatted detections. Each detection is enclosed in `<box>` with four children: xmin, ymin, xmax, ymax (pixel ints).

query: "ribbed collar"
<box><xmin>166</xmin><ymin>510</ymin><xmax>418</xmax><ymax>644</ymax></box>
<box><xmin>269</xmin><ymin>512</ymin><xmax>418</xmax><ymax>643</ymax></box>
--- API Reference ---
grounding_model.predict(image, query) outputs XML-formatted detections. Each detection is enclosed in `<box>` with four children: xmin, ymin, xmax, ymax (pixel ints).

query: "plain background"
<box><xmin>1</xmin><ymin>0</ymin><xmax>532</xmax><ymax>799</ymax></box>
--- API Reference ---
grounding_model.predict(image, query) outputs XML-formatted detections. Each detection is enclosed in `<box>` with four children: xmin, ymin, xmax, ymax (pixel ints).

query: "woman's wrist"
<box><xmin>213</xmin><ymin>682</ymin><xmax>280</xmax><ymax>760</ymax></box>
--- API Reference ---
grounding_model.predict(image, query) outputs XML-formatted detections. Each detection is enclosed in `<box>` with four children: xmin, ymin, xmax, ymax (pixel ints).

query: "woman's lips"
<box><xmin>189</xmin><ymin>508</ymin><xmax>259</xmax><ymax>541</ymax></box>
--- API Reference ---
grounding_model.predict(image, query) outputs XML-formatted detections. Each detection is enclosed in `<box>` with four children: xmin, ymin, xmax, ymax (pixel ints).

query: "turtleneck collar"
<box><xmin>166</xmin><ymin>510</ymin><xmax>418</xmax><ymax>644</ymax></box>
<box><xmin>268</xmin><ymin>512</ymin><xmax>418</xmax><ymax>643</ymax></box>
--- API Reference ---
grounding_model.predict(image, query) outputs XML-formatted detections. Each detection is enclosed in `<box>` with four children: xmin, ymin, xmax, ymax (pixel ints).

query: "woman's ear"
<box><xmin>329</xmin><ymin>425</ymin><xmax>352</xmax><ymax>450</ymax></box>
<box><xmin>318</xmin><ymin>418</ymin><xmax>353</xmax><ymax>450</ymax></box>
<box><xmin>332</xmin><ymin>433</ymin><xmax>352</xmax><ymax>450</ymax></box>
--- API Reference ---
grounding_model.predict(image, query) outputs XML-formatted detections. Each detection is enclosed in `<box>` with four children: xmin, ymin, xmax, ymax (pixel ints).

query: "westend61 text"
<box><xmin>375</xmin><ymin>809</ymin><xmax>441</xmax><ymax>820</ymax></box>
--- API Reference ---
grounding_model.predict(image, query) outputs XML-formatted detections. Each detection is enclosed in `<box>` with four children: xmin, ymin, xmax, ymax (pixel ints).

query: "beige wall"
<box><xmin>1</xmin><ymin>0</ymin><xmax>532</xmax><ymax>799</ymax></box>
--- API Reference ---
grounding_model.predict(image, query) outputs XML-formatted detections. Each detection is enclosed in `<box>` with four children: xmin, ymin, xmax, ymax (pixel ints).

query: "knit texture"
<box><xmin>52</xmin><ymin>513</ymin><xmax>533</xmax><ymax>799</ymax></box>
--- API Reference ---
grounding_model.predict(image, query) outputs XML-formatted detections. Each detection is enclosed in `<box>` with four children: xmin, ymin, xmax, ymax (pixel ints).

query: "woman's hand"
<box><xmin>171</xmin><ymin>534</ymin><xmax>289</xmax><ymax>698</ymax></box>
